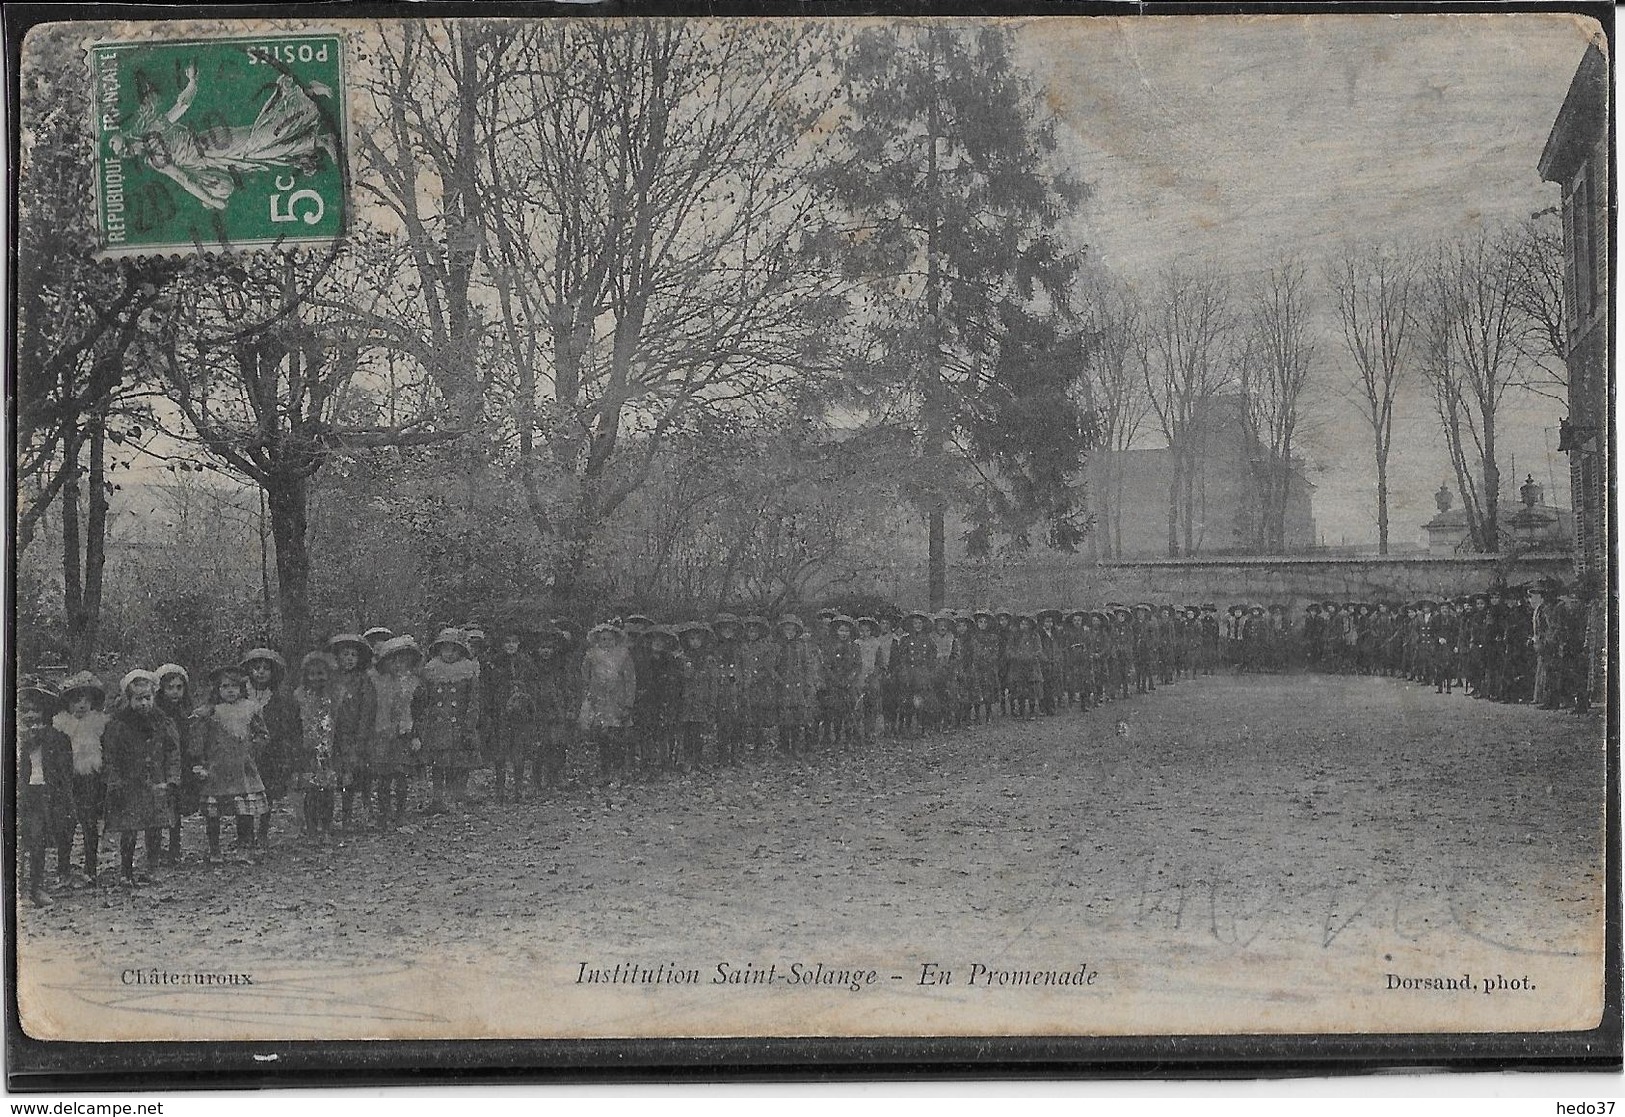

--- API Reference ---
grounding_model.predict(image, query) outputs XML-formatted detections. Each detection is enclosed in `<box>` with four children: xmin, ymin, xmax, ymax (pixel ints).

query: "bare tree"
<box><xmin>1142</xmin><ymin>262</ymin><xmax>1230</xmax><ymax>556</ymax></box>
<box><xmin>1326</xmin><ymin>243</ymin><xmax>1417</xmax><ymax>555</ymax></box>
<box><xmin>1419</xmin><ymin>224</ymin><xmax>1529</xmax><ymax>553</ymax></box>
<box><xmin>1238</xmin><ymin>260</ymin><xmax>1316</xmax><ymax>553</ymax></box>
<box><xmin>480</xmin><ymin>21</ymin><xmax>845</xmax><ymax>598</ymax></box>
<box><xmin>1510</xmin><ymin>208</ymin><xmax>1569</xmax><ymax>403</ymax></box>
<box><xmin>153</xmin><ymin>247</ymin><xmax>452</xmax><ymax>652</ymax></box>
<box><xmin>1079</xmin><ymin>276</ymin><xmax>1151</xmax><ymax>560</ymax></box>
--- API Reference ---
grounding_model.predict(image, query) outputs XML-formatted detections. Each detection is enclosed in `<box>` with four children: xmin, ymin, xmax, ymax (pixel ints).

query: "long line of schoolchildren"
<box><xmin>16</xmin><ymin>586</ymin><xmax>1592</xmax><ymax>907</ymax></box>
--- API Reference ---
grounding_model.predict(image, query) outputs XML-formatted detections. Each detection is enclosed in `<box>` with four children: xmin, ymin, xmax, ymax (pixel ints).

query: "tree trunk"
<box><xmin>265</xmin><ymin>473</ymin><xmax>313</xmax><ymax>657</ymax></box>
<box><xmin>1375</xmin><ymin>446</ymin><xmax>1390</xmax><ymax>556</ymax></box>
<box><xmin>1482</xmin><ymin>418</ymin><xmax>1500</xmax><ymax>553</ymax></box>
<box><xmin>1166</xmin><ymin>445</ymin><xmax>1181</xmax><ymax>557</ymax></box>
<box><xmin>61</xmin><ymin>431</ymin><xmax>83</xmax><ymax>666</ymax></box>
<box><xmin>71</xmin><ymin>413</ymin><xmax>109</xmax><ymax>667</ymax></box>
<box><xmin>1182</xmin><ymin>452</ymin><xmax>1196</xmax><ymax>555</ymax></box>
<box><xmin>923</xmin><ymin>27</ymin><xmax>947</xmax><ymax>609</ymax></box>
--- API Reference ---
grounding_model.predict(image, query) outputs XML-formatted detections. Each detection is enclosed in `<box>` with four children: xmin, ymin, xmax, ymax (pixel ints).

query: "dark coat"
<box><xmin>101</xmin><ymin>707</ymin><xmax>181</xmax><ymax>833</ymax></box>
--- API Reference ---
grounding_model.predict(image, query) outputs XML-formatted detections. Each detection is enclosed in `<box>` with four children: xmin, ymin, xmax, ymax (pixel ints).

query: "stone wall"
<box><xmin>873</xmin><ymin>552</ymin><xmax>1578</xmax><ymax>610</ymax></box>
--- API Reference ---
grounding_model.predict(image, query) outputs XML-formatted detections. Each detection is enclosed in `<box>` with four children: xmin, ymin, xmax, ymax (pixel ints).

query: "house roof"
<box><xmin>1538</xmin><ymin>37</ymin><xmax>1609</xmax><ymax>185</ymax></box>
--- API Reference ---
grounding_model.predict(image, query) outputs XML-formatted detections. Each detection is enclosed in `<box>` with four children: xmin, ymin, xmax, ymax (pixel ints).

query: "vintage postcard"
<box><xmin>7</xmin><ymin>4</ymin><xmax>1616</xmax><ymax>1076</ymax></box>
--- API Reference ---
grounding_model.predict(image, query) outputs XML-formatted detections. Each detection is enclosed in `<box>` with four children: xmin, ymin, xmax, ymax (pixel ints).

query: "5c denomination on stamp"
<box><xmin>89</xmin><ymin>33</ymin><xmax>346</xmax><ymax>255</ymax></box>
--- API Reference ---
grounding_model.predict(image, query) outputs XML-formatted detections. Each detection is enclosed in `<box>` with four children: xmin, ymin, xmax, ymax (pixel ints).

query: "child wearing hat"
<box><xmin>327</xmin><ymin>634</ymin><xmax>378</xmax><ymax>830</ymax></box>
<box><xmin>968</xmin><ymin>612</ymin><xmax>1001</xmax><ymax>724</ymax></box>
<box><xmin>484</xmin><ymin>630</ymin><xmax>539</xmax><ymax>802</ymax></box>
<box><xmin>194</xmin><ymin>664</ymin><xmax>271</xmax><ymax>861</ymax></box>
<box><xmin>741</xmin><ymin>616</ymin><xmax>777</xmax><ymax>759</ymax></box>
<box><xmin>292</xmin><ymin>651</ymin><xmax>341</xmax><ymax>841</ymax></box>
<box><xmin>18</xmin><ymin>679</ymin><xmax>71</xmax><ymax>905</ymax></box>
<box><xmin>891</xmin><ymin>612</ymin><xmax>938</xmax><ymax>737</ymax></box>
<box><xmin>580</xmin><ymin>623</ymin><xmax>636</xmax><ymax>779</ymax></box>
<box><xmin>241</xmin><ymin>648</ymin><xmax>296</xmax><ymax>849</ymax></box>
<box><xmin>853</xmin><ymin>617</ymin><xmax>888</xmax><ymax>746</ymax></box>
<box><xmin>709</xmin><ymin>615</ymin><xmax>749</xmax><ymax>765</ymax></box>
<box><xmin>773</xmin><ymin>615</ymin><xmax>821</xmax><ymax>757</ymax></box>
<box><xmin>421</xmin><ymin>628</ymin><xmax>482</xmax><ymax>811</ymax></box>
<box><xmin>1005</xmin><ymin>615</ymin><xmax>1044</xmax><ymax>719</ymax></box>
<box><xmin>820</xmin><ymin>617</ymin><xmax>861</xmax><ymax>750</ymax></box>
<box><xmin>102</xmin><ymin>670</ymin><xmax>182</xmax><ymax>884</ymax></box>
<box><xmin>639</xmin><ymin>626</ymin><xmax>683</xmax><ymax>773</ymax></box>
<box><xmin>674</xmin><ymin>623</ymin><xmax>717</xmax><ymax>768</ymax></box>
<box><xmin>52</xmin><ymin>671</ymin><xmax>110</xmax><ymax>886</ymax></box>
<box><xmin>153</xmin><ymin>664</ymin><xmax>199</xmax><ymax>865</ymax></box>
<box><xmin>530</xmin><ymin>629</ymin><xmax>573</xmax><ymax>791</ymax></box>
<box><xmin>370</xmin><ymin>636</ymin><xmax>425</xmax><ymax>828</ymax></box>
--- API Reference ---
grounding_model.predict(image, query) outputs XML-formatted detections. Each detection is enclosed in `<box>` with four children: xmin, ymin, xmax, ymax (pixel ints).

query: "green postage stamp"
<box><xmin>90</xmin><ymin>34</ymin><xmax>346</xmax><ymax>255</ymax></box>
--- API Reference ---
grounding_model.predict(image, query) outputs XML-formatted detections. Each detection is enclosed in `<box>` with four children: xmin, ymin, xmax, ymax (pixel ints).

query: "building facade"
<box><xmin>1093</xmin><ymin>394</ymin><xmax>1316</xmax><ymax>559</ymax></box>
<box><xmin>1538</xmin><ymin>37</ymin><xmax>1610</xmax><ymax>584</ymax></box>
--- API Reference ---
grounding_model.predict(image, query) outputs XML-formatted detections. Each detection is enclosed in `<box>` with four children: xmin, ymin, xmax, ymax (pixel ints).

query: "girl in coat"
<box><xmin>484</xmin><ymin>631</ymin><xmax>539</xmax><ymax>802</ymax></box>
<box><xmin>102</xmin><ymin>671</ymin><xmax>181</xmax><ymax>885</ymax></box>
<box><xmin>194</xmin><ymin>665</ymin><xmax>271</xmax><ymax>861</ymax></box>
<box><xmin>326</xmin><ymin>634</ymin><xmax>378</xmax><ymax>830</ymax></box>
<box><xmin>741</xmin><ymin>616</ymin><xmax>777</xmax><ymax>760</ymax></box>
<box><xmin>580</xmin><ymin>623</ymin><xmax>636</xmax><ymax>779</ymax></box>
<box><xmin>530</xmin><ymin>629</ymin><xmax>573</xmax><ymax>791</ymax></box>
<box><xmin>821</xmin><ymin>616</ymin><xmax>862</xmax><ymax>750</ymax></box>
<box><xmin>1061</xmin><ymin>612</ymin><xmax>1090</xmax><ymax>709</ymax></box>
<box><xmin>675</xmin><ymin>623</ymin><xmax>718</xmax><ymax>769</ymax></box>
<box><xmin>420</xmin><ymin>629</ymin><xmax>482</xmax><ymax>812</ymax></box>
<box><xmin>854</xmin><ymin>616</ymin><xmax>888</xmax><ymax>747</ymax></box>
<box><xmin>52</xmin><ymin>671</ymin><xmax>109</xmax><ymax>886</ymax></box>
<box><xmin>292</xmin><ymin>651</ymin><xmax>340</xmax><ymax>841</ymax></box>
<box><xmin>968</xmin><ymin>612</ymin><xmax>1001</xmax><ymax>725</ymax></box>
<box><xmin>772</xmin><ymin>615</ymin><xmax>821</xmax><ymax>757</ymax></box>
<box><xmin>370</xmin><ymin>636</ymin><xmax>425</xmax><ymax>829</ymax></box>
<box><xmin>241</xmin><ymin>648</ymin><xmax>296</xmax><ymax>849</ymax></box>
<box><xmin>891</xmin><ymin>611</ymin><xmax>938</xmax><ymax>738</ymax></box>
<box><xmin>19</xmin><ymin>679</ymin><xmax>71</xmax><ymax>906</ymax></box>
<box><xmin>949</xmin><ymin>614</ymin><xmax>976</xmax><ymax>729</ymax></box>
<box><xmin>1005</xmin><ymin>615</ymin><xmax>1045</xmax><ymax>720</ymax></box>
<box><xmin>1037</xmin><ymin>610</ymin><xmax>1065</xmax><ymax>715</ymax></box>
<box><xmin>640</xmin><ymin>626</ymin><xmax>683</xmax><ymax>773</ymax></box>
<box><xmin>153</xmin><ymin>664</ymin><xmax>198</xmax><ymax>864</ymax></box>
<box><xmin>709</xmin><ymin>614</ymin><xmax>748</xmax><ymax>766</ymax></box>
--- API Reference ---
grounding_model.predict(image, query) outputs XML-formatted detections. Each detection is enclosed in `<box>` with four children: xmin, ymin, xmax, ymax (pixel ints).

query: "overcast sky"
<box><xmin>1020</xmin><ymin>12</ymin><xmax>1598</xmax><ymax>547</ymax></box>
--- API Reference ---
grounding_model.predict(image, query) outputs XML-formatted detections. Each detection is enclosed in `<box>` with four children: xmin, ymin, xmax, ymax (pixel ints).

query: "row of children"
<box><xmin>1297</xmin><ymin>582</ymin><xmax>1603</xmax><ymax>709</ymax></box>
<box><xmin>20</xmin><ymin>587</ymin><xmax>1594</xmax><ymax>908</ymax></box>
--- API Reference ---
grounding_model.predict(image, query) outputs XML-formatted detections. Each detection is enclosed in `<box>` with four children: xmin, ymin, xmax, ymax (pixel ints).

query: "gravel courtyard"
<box><xmin>18</xmin><ymin>672</ymin><xmax>1607</xmax><ymax>1041</ymax></box>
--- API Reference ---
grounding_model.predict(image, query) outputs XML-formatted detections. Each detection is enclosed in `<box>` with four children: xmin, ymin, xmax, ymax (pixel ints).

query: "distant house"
<box><xmin>1095</xmin><ymin>394</ymin><xmax>1316</xmax><ymax>558</ymax></box>
<box><xmin>1537</xmin><ymin>36</ymin><xmax>1609</xmax><ymax>582</ymax></box>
